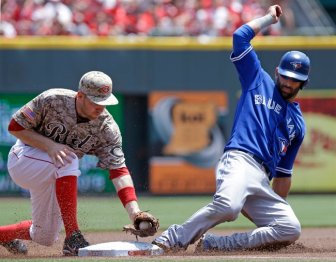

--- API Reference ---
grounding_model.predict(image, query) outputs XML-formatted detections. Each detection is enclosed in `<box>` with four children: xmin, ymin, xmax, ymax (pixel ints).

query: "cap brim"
<box><xmin>87</xmin><ymin>94</ymin><xmax>119</xmax><ymax>106</ymax></box>
<box><xmin>278</xmin><ymin>68</ymin><xmax>308</xmax><ymax>81</ymax></box>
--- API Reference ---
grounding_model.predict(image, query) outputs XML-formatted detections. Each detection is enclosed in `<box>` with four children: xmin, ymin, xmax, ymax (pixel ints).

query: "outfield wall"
<box><xmin>1</xmin><ymin>36</ymin><xmax>336</xmax><ymax>194</ymax></box>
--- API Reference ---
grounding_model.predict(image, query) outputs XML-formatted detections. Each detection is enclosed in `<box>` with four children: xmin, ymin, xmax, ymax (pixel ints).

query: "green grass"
<box><xmin>288</xmin><ymin>194</ymin><xmax>336</xmax><ymax>227</ymax></box>
<box><xmin>0</xmin><ymin>195</ymin><xmax>335</xmax><ymax>261</ymax></box>
<box><xmin>0</xmin><ymin>194</ymin><xmax>335</xmax><ymax>231</ymax></box>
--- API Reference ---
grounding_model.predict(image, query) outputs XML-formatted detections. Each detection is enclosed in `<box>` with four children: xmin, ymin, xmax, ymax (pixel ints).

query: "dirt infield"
<box><xmin>0</xmin><ymin>228</ymin><xmax>335</xmax><ymax>259</ymax></box>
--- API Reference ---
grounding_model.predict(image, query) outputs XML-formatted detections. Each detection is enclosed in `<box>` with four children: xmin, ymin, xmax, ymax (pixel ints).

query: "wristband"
<box><xmin>117</xmin><ymin>186</ymin><xmax>137</xmax><ymax>207</ymax></box>
<box><xmin>252</xmin><ymin>14</ymin><xmax>274</xmax><ymax>31</ymax></box>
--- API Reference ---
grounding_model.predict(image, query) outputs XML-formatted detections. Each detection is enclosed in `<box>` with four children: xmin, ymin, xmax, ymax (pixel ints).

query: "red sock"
<box><xmin>0</xmin><ymin>220</ymin><xmax>32</xmax><ymax>243</ymax></box>
<box><xmin>56</xmin><ymin>176</ymin><xmax>79</xmax><ymax>238</ymax></box>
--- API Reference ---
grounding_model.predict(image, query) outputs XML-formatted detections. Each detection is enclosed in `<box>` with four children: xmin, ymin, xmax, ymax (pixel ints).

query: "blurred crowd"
<box><xmin>0</xmin><ymin>0</ymin><xmax>293</xmax><ymax>37</ymax></box>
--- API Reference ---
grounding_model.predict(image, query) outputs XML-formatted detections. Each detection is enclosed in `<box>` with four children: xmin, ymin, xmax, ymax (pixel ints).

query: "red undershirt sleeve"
<box><xmin>8</xmin><ymin>118</ymin><xmax>25</xmax><ymax>131</ymax></box>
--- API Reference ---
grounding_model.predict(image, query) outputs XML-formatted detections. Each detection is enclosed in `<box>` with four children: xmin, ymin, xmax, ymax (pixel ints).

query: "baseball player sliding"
<box><xmin>0</xmin><ymin>71</ymin><xmax>158</xmax><ymax>256</ymax></box>
<box><xmin>153</xmin><ymin>5</ymin><xmax>311</xmax><ymax>252</ymax></box>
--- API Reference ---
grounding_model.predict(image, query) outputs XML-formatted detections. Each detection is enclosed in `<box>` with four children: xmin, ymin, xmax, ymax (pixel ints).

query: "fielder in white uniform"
<box><xmin>0</xmin><ymin>71</ymin><xmax>158</xmax><ymax>256</ymax></box>
<box><xmin>153</xmin><ymin>5</ymin><xmax>310</xmax><ymax>252</ymax></box>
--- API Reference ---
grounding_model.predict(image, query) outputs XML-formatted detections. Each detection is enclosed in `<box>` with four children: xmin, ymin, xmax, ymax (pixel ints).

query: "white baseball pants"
<box><xmin>7</xmin><ymin>140</ymin><xmax>81</xmax><ymax>246</ymax></box>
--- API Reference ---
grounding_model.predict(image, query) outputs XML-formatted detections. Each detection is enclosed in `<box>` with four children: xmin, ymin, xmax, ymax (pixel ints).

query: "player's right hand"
<box><xmin>268</xmin><ymin>5</ymin><xmax>282</xmax><ymax>23</ymax></box>
<box><xmin>47</xmin><ymin>143</ymin><xmax>77</xmax><ymax>167</ymax></box>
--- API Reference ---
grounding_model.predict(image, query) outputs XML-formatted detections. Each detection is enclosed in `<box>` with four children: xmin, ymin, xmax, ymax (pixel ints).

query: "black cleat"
<box><xmin>62</xmin><ymin>230</ymin><xmax>89</xmax><ymax>256</ymax></box>
<box><xmin>1</xmin><ymin>239</ymin><xmax>28</xmax><ymax>255</ymax></box>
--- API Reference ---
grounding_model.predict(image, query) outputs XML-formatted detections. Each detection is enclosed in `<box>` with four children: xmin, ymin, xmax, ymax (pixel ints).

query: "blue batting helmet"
<box><xmin>278</xmin><ymin>51</ymin><xmax>310</xmax><ymax>82</ymax></box>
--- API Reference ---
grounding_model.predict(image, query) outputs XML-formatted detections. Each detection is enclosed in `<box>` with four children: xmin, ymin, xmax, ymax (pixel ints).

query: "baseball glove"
<box><xmin>123</xmin><ymin>211</ymin><xmax>159</xmax><ymax>238</ymax></box>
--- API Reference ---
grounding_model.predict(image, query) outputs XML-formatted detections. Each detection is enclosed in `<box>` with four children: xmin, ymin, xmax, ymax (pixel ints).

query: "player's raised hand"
<box><xmin>246</xmin><ymin>4</ymin><xmax>283</xmax><ymax>34</ymax></box>
<box><xmin>268</xmin><ymin>5</ymin><xmax>282</xmax><ymax>23</ymax></box>
<box><xmin>47</xmin><ymin>142</ymin><xmax>77</xmax><ymax>167</ymax></box>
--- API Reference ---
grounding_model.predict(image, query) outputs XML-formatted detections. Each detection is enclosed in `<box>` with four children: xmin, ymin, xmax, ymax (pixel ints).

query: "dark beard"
<box><xmin>276</xmin><ymin>78</ymin><xmax>299</xmax><ymax>101</ymax></box>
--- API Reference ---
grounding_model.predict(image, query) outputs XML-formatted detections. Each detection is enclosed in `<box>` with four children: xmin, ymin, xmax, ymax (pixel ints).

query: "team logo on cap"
<box><xmin>290</xmin><ymin>61</ymin><xmax>302</xmax><ymax>70</ymax></box>
<box><xmin>99</xmin><ymin>85</ymin><xmax>110</xmax><ymax>94</ymax></box>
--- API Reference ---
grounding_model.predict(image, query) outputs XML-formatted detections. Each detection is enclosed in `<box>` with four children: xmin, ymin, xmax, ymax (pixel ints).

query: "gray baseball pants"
<box><xmin>154</xmin><ymin>150</ymin><xmax>301</xmax><ymax>250</ymax></box>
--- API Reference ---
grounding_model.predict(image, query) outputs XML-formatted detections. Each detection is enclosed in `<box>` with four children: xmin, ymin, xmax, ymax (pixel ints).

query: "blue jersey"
<box><xmin>224</xmin><ymin>24</ymin><xmax>305</xmax><ymax>179</ymax></box>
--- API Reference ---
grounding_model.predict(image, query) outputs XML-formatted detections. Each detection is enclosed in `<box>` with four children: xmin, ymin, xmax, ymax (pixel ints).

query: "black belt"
<box><xmin>250</xmin><ymin>154</ymin><xmax>270</xmax><ymax>175</ymax></box>
<box><xmin>236</xmin><ymin>149</ymin><xmax>270</xmax><ymax>175</ymax></box>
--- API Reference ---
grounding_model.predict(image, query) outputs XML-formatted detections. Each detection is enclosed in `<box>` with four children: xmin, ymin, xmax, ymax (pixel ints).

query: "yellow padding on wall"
<box><xmin>1</xmin><ymin>36</ymin><xmax>336</xmax><ymax>50</ymax></box>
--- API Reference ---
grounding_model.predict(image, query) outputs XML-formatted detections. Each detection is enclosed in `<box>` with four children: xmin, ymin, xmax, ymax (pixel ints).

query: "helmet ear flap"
<box><xmin>300</xmin><ymin>79</ymin><xmax>309</xmax><ymax>89</ymax></box>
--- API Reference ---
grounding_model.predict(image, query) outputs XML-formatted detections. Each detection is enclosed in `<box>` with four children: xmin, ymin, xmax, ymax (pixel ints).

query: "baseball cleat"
<box><xmin>62</xmin><ymin>230</ymin><xmax>89</xmax><ymax>256</ymax></box>
<box><xmin>152</xmin><ymin>239</ymin><xmax>170</xmax><ymax>252</ymax></box>
<box><xmin>195</xmin><ymin>233</ymin><xmax>218</xmax><ymax>252</ymax></box>
<box><xmin>1</xmin><ymin>239</ymin><xmax>28</xmax><ymax>255</ymax></box>
<box><xmin>194</xmin><ymin>235</ymin><xmax>204</xmax><ymax>253</ymax></box>
<box><xmin>152</xmin><ymin>238</ymin><xmax>187</xmax><ymax>253</ymax></box>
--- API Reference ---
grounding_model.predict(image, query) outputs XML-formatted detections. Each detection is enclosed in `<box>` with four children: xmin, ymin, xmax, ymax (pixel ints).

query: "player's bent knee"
<box><xmin>31</xmin><ymin>232</ymin><xmax>59</xmax><ymax>246</ymax></box>
<box><xmin>287</xmin><ymin>219</ymin><xmax>301</xmax><ymax>242</ymax></box>
<box><xmin>30</xmin><ymin>224</ymin><xmax>60</xmax><ymax>246</ymax></box>
<box><xmin>277</xmin><ymin>218</ymin><xmax>301</xmax><ymax>243</ymax></box>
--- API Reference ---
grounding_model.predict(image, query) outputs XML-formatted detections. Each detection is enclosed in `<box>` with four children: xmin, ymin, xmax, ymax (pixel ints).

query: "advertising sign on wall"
<box><xmin>0</xmin><ymin>93</ymin><xmax>124</xmax><ymax>195</ymax></box>
<box><xmin>0</xmin><ymin>94</ymin><xmax>36</xmax><ymax>195</ymax></box>
<box><xmin>293</xmin><ymin>92</ymin><xmax>336</xmax><ymax>192</ymax></box>
<box><xmin>148</xmin><ymin>91</ymin><xmax>228</xmax><ymax>194</ymax></box>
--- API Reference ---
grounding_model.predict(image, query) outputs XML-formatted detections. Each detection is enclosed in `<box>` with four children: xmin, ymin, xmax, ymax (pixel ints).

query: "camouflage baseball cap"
<box><xmin>78</xmin><ymin>71</ymin><xmax>118</xmax><ymax>106</ymax></box>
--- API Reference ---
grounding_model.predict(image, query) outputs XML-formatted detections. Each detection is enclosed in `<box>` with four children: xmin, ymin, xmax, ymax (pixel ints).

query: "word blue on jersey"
<box><xmin>224</xmin><ymin>24</ymin><xmax>305</xmax><ymax>179</ymax></box>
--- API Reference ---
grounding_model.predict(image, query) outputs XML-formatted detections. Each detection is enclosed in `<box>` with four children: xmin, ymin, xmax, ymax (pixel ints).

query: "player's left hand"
<box><xmin>123</xmin><ymin>211</ymin><xmax>159</xmax><ymax>238</ymax></box>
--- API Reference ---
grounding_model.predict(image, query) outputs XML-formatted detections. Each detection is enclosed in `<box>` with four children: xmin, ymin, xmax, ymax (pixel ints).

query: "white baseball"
<box><xmin>139</xmin><ymin>221</ymin><xmax>151</xmax><ymax>230</ymax></box>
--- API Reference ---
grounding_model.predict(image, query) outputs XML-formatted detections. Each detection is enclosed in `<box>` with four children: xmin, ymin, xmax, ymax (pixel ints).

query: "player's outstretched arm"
<box><xmin>246</xmin><ymin>5</ymin><xmax>282</xmax><ymax>35</ymax></box>
<box><xmin>109</xmin><ymin>168</ymin><xmax>159</xmax><ymax>237</ymax></box>
<box><xmin>109</xmin><ymin>167</ymin><xmax>140</xmax><ymax>221</ymax></box>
